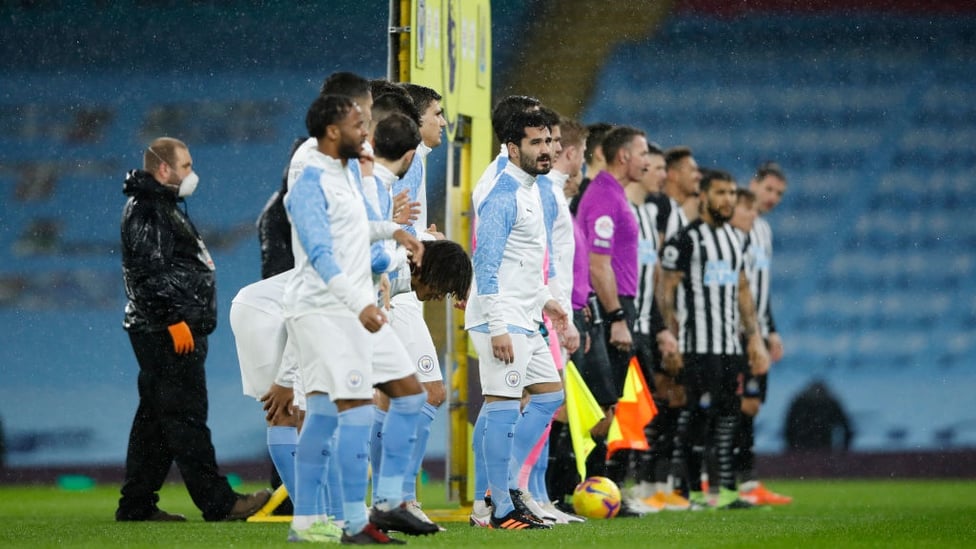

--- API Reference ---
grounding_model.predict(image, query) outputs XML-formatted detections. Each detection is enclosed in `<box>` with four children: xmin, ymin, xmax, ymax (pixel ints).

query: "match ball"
<box><xmin>572</xmin><ymin>476</ymin><xmax>622</xmax><ymax>519</ymax></box>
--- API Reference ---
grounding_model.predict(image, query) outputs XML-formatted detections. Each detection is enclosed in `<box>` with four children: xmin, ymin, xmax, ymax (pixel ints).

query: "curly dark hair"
<box><xmin>413</xmin><ymin>240</ymin><xmax>472</xmax><ymax>300</ymax></box>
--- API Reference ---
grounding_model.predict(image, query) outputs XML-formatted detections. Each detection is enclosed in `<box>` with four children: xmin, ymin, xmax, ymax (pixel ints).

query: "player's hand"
<box><xmin>260</xmin><ymin>383</ymin><xmax>296</xmax><ymax>423</ymax></box>
<box><xmin>167</xmin><ymin>321</ymin><xmax>194</xmax><ymax>355</ymax></box>
<box><xmin>543</xmin><ymin>300</ymin><xmax>569</xmax><ymax>334</ymax></box>
<box><xmin>767</xmin><ymin>332</ymin><xmax>784</xmax><ymax>362</ymax></box>
<box><xmin>608</xmin><ymin>319</ymin><xmax>632</xmax><ymax>352</ymax></box>
<box><xmin>748</xmin><ymin>334</ymin><xmax>771</xmax><ymax>375</ymax></box>
<box><xmin>426</xmin><ymin>224</ymin><xmax>445</xmax><ymax>240</ymax></box>
<box><xmin>359</xmin><ymin>304</ymin><xmax>387</xmax><ymax>333</ymax></box>
<box><xmin>393</xmin><ymin>229</ymin><xmax>424</xmax><ymax>268</ymax></box>
<box><xmin>392</xmin><ymin>190</ymin><xmax>420</xmax><ymax>225</ymax></box>
<box><xmin>491</xmin><ymin>333</ymin><xmax>515</xmax><ymax>364</ymax></box>
<box><xmin>662</xmin><ymin>352</ymin><xmax>683</xmax><ymax>377</ymax></box>
<box><xmin>656</xmin><ymin>329</ymin><xmax>678</xmax><ymax>355</ymax></box>
<box><xmin>559</xmin><ymin>318</ymin><xmax>581</xmax><ymax>354</ymax></box>
<box><xmin>379</xmin><ymin>274</ymin><xmax>391</xmax><ymax>310</ymax></box>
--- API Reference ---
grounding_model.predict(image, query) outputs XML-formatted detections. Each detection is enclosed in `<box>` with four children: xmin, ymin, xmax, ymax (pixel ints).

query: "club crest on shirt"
<box><xmin>346</xmin><ymin>370</ymin><xmax>365</xmax><ymax>389</ymax></box>
<box><xmin>417</xmin><ymin>355</ymin><xmax>436</xmax><ymax>373</ymax></box>
<box><xmin>504</xmin><ymin>370</ymin><xmax>521</xmax><ymax>387</ymax></box>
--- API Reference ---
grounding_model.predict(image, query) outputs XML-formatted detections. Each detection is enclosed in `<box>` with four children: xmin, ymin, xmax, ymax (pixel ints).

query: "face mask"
<box><xmin>176</xmin><ymin>171</ymin><xmax>199</xmax><ymax>197</ymax></box>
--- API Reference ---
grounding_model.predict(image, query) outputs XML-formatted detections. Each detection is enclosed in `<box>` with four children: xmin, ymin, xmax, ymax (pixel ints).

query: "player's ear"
<box><xmin>506</xmin><ymin>141</ymin><xmax>519</xmax><ymax>161</ymax></box>
<box><xmin>401</xmin><ymin>149</ymin><xmax>416</xmax><ymax>168</ymax></box>
<box><xmin>326</xmin><ymin>124</ymin><xmax>340</xmax><ymax>141</ymax></box>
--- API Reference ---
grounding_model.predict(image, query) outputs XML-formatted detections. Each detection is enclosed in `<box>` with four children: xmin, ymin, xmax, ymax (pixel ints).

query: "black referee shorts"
<box><xmin>571</xmin><ymin>307</ymin><xmax>618</xmax><ymax>408</ymax></box>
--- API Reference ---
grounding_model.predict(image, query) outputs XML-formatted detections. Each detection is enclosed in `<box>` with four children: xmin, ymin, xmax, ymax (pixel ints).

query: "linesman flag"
<box><xmin>606</xmin><ymin>357</ymin><xmax>658</xmax><ymax>458</ymax></box>
<box><xmin>563</xmin><ymin>360</ymin><xmax>606</xmax><ymax>479</ymax></box>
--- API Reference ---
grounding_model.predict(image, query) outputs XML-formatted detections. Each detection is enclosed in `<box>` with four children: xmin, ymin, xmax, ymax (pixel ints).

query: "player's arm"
<box><xmin>739</xmin><ymin>270</ymin><xmax>769</xmax><ymax>375</ymax></box>
<box><xmin>473</xmin><ymin>191</ymin><xmax>517</xmax><ymax>362</ymax></box>
<box><xmin>285</xmin><ymin>169</ymin><xmax>377</xmax><ymax>323</ymax></box>
<box><xmin>590</xmin><ymin>251</ymin><xmax>631</xmax><ymax>351</ymax></box>
<box><xmin>766</xmin><ymin>300</ymin><xmax>784</xmax><ymax>362</ymax></box>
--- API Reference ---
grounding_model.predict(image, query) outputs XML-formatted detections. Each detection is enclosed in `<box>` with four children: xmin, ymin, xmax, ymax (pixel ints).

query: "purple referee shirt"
<box><xmin>576</xmin><ymin>170</ymin><xmax>639</xmax><ymax>298</ymax></box>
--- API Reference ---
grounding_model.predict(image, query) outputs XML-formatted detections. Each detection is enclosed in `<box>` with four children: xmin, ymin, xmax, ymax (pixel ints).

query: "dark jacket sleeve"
<box><xmin>257</xmin><ymin>190</ymin><xmax>294</xmax><ymax>279</ymax></box>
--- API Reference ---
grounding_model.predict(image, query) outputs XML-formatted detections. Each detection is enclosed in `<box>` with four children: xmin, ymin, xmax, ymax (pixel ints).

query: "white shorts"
<box><xmin>469</xmin><ymin>331</ymin><xmax>560</xmax><ymax>399</ymax></box>
<box><xmin>230</xmin><ymin>302</ymin><xmax>287</xmax><ymax>400</ymax></box>
<box><xmin>230</xmin><ymin>301</ymin><xmax>305</xmax><ymax>410</ymax></box>
<box><xmin>389</xmin><ymin>292</ymin><xmax>442</xmax><ymax>383</ymax></box>
<box><xmin>286</xmin><ymin>313</ymin><xmax>415</xmax><ymax>400</ymax></box>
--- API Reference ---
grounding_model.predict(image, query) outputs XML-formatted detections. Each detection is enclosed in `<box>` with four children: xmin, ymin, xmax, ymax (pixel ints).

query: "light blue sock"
<box><xmin>337</xmin><ymin>404</ymin><xmax>374</xmax><ymax>535</ymax></box>
<box><xmin>368</xmin><ymin>408</ymin><xmax>387</xmax><ymax>505</ymax></box>
<box><xmin>484</xmin><ymin>400</ymin><xmax>520</xmax><ymax>518</ymax></box>
<box><xmin>402</xmin><ymin>402</ymin><xmax>438</xmax><ymax>502</ymax></box>
<box><xmin>322</xmin><ymin>432</ymin><xmax>343</xmax><ymax>519</ymax></box>
<box><xmin>531</xmin><ymin>436</ymin><xmax>551</xmax><ymax>502</ymax></box>
<box><xmin>267</xmin><ymin>426</ymin><xmax>298</xmax><ymax>502</ymax></box>
<box><xmin>294</xmin><ymin>395</ymin><xmax>338</xmax><ymax>518</ymax></box>
<box><xmin>374</xmin><ymin>392</ymin><xmax>426</xmax><ymax>509</ymax></box>
<box><xmin>472</xmin><ymin>406</ymin><xmax>489</xmax><ymax>502</ymax></box>
<box><xmin>509</xmin><ymin>391</ymin><xmax>564</xmax><ymax>491</ymax></box>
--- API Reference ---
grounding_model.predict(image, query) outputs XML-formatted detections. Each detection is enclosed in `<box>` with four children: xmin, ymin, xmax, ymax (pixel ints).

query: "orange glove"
<box><xmin>167</xmin><ymin>321</ymin><xmax>195</xmax><ymax>355</ymax></box>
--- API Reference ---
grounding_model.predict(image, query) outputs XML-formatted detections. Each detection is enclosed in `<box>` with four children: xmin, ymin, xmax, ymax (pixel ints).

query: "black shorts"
<box><xmin>679</xmin><ymin>353</ymin><xmax>745</xmax><ymax>416</ymax></box>
<box><xmin>739</xmin><ymin>337</ymin><xmax>769</xmax><ymax>402</ymax></box>
<box><xmin>596</xmin><ymin>296</ymin><xmax>637</xmax><ymax>398</ymax></box>
<box><xmin>571</xmin><ymin>308</ymin><xmax>618</xmax><ymax>407</ymax></box>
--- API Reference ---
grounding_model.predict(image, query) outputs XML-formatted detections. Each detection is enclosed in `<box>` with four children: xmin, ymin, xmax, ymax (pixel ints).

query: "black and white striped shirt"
<box><xmin>662</xmin><ymin>196</ymin><xmax>689</xmax><ymax>242</ymax></box>
<box><xmin>630</xmin><ymin>198</ymin><xmax>661</xmax><ymax>335</ymax></box>
<box><xmin>661</xmin><ymin>219</ymin><xmax>746</xmax><ymax>355</ymax></box>
<box><xmin>735</xmin><ymin>217</ymin><xmax>776</xmax><ymax>338</ymax></box>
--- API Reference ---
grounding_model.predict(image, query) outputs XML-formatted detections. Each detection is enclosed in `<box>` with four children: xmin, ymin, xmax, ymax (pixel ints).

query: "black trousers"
<box><xmin>117</xmin><ymin>330</ymin><xmax>236</xmax><ymax>521</ymax></box>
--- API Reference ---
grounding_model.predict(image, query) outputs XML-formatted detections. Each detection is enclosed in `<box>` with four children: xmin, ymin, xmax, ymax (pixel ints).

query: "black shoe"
<box><xmin>370</xmin><ymin>503</ymin><xmax>440</xmax><ymax>536</ymax></box>
<box><xmin>341</xmin><ymin>522</ymin><xmax>406</xmax><ymax>544</ymax></box>
<box><xmin>116</xmin><ymin>508</ymin><xmax>186</xmax><ymax>522</ymax></box>
<box><xmin>616</xmin><ymin>500</ymin><xmax>645</xmax><ymax>518</ymax></box>
<box><xmin>509</xmin><ymin>489</ymin><xmax>544</xmax><ymax>524</ymax></box>
<box><xmin>720</xmin><ymin>498</ymin><xmax>756</xmax><ymax>510</ymax></box>
<box><xmin>223</xmin><ymin>489</ymin><xmax>272</xmax><ymax>521</ymax></box>
<box><xmin>489</xmin><ymin>508</ymin><xmax>552</xmax><ymax>530</ymax></box>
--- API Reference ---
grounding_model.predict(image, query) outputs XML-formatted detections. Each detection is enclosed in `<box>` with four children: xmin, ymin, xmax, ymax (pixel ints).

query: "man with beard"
<box><xmin>465</xmin><ymin>109</ymin><xmax>568</xmax><ymax>530</ymax></box>
<box><xmin>283</xmin><ymin>94</ymin><xmax>432</xmax><ymax>544</ymax></box>
<box><xmin>658</xmin><ymin>169</ymin><xmax>769</xmax><ymax>509</ymax></box>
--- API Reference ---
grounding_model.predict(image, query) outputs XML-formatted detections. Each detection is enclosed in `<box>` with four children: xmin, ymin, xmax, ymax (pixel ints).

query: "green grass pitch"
<box><xmin>1</xmin><ymin>479</ymin><xmax>974</xmax><ymax>547</ymax></box>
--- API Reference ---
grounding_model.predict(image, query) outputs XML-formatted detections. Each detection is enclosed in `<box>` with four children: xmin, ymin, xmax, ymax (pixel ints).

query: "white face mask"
<box><xmin>176</xmin><ymin>171</ymin><xmax>199</xmax><ymax>197</ymax></box>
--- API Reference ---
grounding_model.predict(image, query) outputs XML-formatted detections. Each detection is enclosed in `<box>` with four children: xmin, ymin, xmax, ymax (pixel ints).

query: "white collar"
<box><xmin>373</xmin><ymin>162</ymin><xmax>397</xmax><ymax>189</ymax></box>
<box><xmin>503</xmin><ymin>160</ymin><xmax>536</xmax><ymax>188</ymax></box>
<box><xmin>548</xmin><ymin>169</ymin><xmax>569</xmax><ymax>190</ymax></box>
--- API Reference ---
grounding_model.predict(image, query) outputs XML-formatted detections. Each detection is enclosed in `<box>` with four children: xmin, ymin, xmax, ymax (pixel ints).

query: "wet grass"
<box><xmin>0</xmin><ymin>479</ymin><xmax>973</xmax><ymax>547</ymax></box>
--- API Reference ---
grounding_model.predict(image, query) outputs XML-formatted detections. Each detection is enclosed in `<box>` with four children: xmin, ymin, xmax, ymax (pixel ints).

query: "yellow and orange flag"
<box><xmin>563</xmin><ymin>360</ymin><xmax>606</xmax><ymax>479</ymax></box>
<box><xmin>606</xmin><ymin>357</ymin><xmax>658</xmax><ymax>458</ymax></box>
